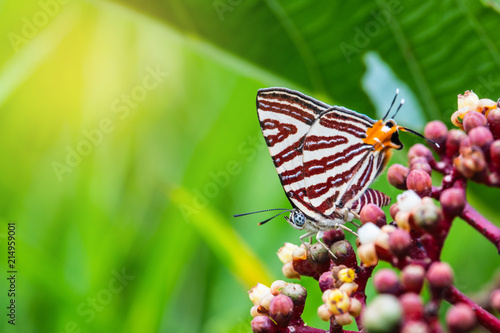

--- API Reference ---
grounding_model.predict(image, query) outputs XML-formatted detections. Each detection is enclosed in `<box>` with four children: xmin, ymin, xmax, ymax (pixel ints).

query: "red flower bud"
<box><xmin>446</xmin><ymin>129</ymin><xmax>467</xmax><ymax>159</ymax></box>
<box><xmin>463</xmin><ymin>111</ymin><xmax>487</xmax><ymax>133</ymax></box>
<box><xmin>360</xmin><ymin>203</ymin><xmax>386</xmax><ymax>227</ymax></box>
<box><xmin>373</xmin><ymin>268</ymin><xmax>400</xmax><ymax>295</ymax></box>
<box><xmin>406</xmin><ymin>170</ymin><xmax>432</xmax><ymax>197</ymax></box>
<box><xmin>401</xmin><ymin>265</ymin><xmax>425</xmax><ymax>293</ymax></box>
<box><xmin>424</xmin><ymin>120</ymin><xmax>448</xmax><ymax>150</ymax></box>
<box><xmin>269</xmin><ymin>294</ymin><xmax>294</xmax><ymax>327</ymax></box>
<box><xmin>408</xmin><ymin>144</ymin><xmax>433</xmax><ymax>162</ymax></box>
<box><xmin>426</xmin><ymin>262</ymin><xmax>454</xmax><ymax>291</ymax></box>
<box><xmin>388</xmin><ymin>229</ymin><xmax>411</xmax><ymax>257</ymax></box>
<box><xmin>487</xmin><ymin>107</ymin><xmax>500</xmax><ymax>140</ymax></box>
<box><xmin>390</xmin><ymin>203</ymin><xmax>399</xmax><ymax>220</ymax></box>
<box><xmin>468</xmin><ymin>126</ymin><xmax>493</xmax><ymax>150</ymax></box>
<box><xmin>490</xmin><ymin>289</ymin><xmax>500</xmax><ymax>312</ymax></box>
<box><xmin>319</xmin><ymin>271</ymin><xmax>334</xmax><ymax>293</ymax></box>
<box><xmin>440</xmin><ymin>188</ymin><xmax>466</xmax><ymax>217</ymax></box>
<box><xmin>454</xmin><ymin>146</ymin><xmax>487</xmax><ymax>179</ymax></box>
<box><xmin>322</xmin><ymin>229</ymin><xmax>345</xmax><ymax>248</ymax></box>
<box><xmin>400</xmin><ymin>292</ymin><xmax>424</xmax><ymax>321</ymax></box>
<box><xmin>388</xmin><ymin>164</ymin><xmax>410</xmax><ymax>190</ymax></box>
<box><xmin>490</xmin><ymin>140</ymin><xmax>500</xmax><ymax>172</ymax></box>
<box><xmin>410</xmin><ymin>161</ymin><xmax>432</xmax><ymax>176</ymax></box>
<box><xmin>251</xmin><ymin>316</ymin><xmax>278</xmax><ymax>333</ymax></box>
<box><xmin>446</xmin><ymin>303</ymin><xmax>476</xmax><ymax>333</ymax></box>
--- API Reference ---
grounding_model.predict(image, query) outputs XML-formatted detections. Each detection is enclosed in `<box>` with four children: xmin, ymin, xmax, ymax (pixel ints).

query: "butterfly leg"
<box><xmin>344</xmin><ymin>208</ymin><xmax>361</xmax><ymax>227</ymax></box>
<box><xmin>315</xmin><ymin>231</ymin><xmax>337</xmax><ymax>259</ymax></box>
<box><xmin>334</xmin><ymin>223</ymin><xmax>359</xmax><ymax>237</ymax></box>
<box><xmin>299</xmin><ymin>231</ymin><xmax>315</xmax><ymax>254</ymax></box>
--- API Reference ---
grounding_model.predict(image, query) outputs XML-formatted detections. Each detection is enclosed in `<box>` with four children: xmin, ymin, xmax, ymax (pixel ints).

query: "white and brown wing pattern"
<box><xmin>349</xmin><ymin>189</ymin><xmax>391</xmax><ymax>214</ymax></box>
<box><xmin>302</xmin><ymin>109</ymin><xmax>390</xmax><ymax>217</ymax></box>
<box><xmin>256</xmin><ymin>88</ymin><xmax>330</xmax><ymax>218</ymax></box>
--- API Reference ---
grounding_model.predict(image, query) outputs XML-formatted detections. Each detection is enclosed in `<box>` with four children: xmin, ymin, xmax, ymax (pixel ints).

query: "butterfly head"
<box><xmin>285</xmin><ymin>209</ymin><xmax>307</xmax><ymax>230</ymax></box>
<box><xmin>364</xmin><ymin>118</ymin><xmax>405</xmax><ymax>152</ymax></box>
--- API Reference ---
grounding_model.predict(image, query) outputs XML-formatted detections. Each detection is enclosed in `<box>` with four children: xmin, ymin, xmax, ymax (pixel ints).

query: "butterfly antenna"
<box><xmin>402</xmin><ymin>126</ymin><xmax>441</xmax><ymax>148</ymax></box>
<box><xmin>391</xmin><ymin>98</ymin><xmax>405</xmax><ymax>119</ymax></box>
<box><xmin>383</xmin><ymin>88</ymin><xmax>399</xmax><ymax>121</ymax></box>
<box><xmin>233</xmin><ymin>208</ymin><xmax>291</xmax><ymax>218</ymax></box>
<box><xmin>258</xmin><ymin>210</ymin><xmax>292</xmax><ymax>225</ymax></box>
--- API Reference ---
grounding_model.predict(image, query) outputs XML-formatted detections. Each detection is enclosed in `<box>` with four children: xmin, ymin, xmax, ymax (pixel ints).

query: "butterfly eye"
<box><xmin>292</xmin><ymin>211</ymin><xmax>306</xmax><ymax>227</ymax></box>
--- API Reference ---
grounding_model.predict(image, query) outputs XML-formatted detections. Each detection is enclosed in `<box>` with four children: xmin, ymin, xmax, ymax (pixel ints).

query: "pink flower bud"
<box><xmin>390</xmin><ymin>203</ymin><xmax>399</xmax><ymax>220</ymax></box>
<box><xmin>408</xmin><ymin>144</ymin><xmax>433</xmax><ymax>162</ymax></box>
<box><xmin>400</xmin><ymin>292</ymin><xmax>424</xmax><ymax>321</ymax></box>
<box><xmin>490</xmin><ymin>140</ymin><xmax>500</xmax><ymax>172</ymax></box>
<box><xmin>463</xmin><ymin>111</ymin><xmax>487</xmax><ymax>133</ymax></box>
<box><xmin>319</xmin><ymin>271</ymin><xmax>334</xmax><ymax>292</ymax></box>
<box><xmin>440</xmin><ymin>188</ymin><xmax>466</xmax><ymax>217</ymax></box>
<box><xmin>401</xmin><ymin>321</ymin><xmax>429</xmax><ymax>333</ymax></box>
<box><xmin>424</xmin><ymin>120</ymin><xmax>448</xmax><ymax>149</ymax></box>
<box><xmin>387</xmin><ymin>164</ymin><xmax>410</xmax><ymax>190</ymax></box>
<box><xmin>426</xmin><ymin>262</ymin><xmax>454</xmax><ymax>291</ymax></box>
<box><xmin>446</xmin><ymin>303</ymin><xmax>476</xmax><ymax>333</ymax></box>
<box><xmin>406</xmin><ymin>170</ymin><xmax>432</xmax><ymax>197</ymax></box>
<box><xmin>360</xmin><ymin>203</ymin><xmax>387</xmax><ymax>227</ymax></box>
<box><xmin>401</xmin><ymin>265</ymin><xmax>425</xmax><ymax>293</ymax></box>
<box><xmin>269</xmin><ymin>294</ymin><xmax>294</xmax><ymax>327</ymax></box>
<box><xmin>487</xmin><ymin>107</ymin><xmax>500</xmax><ymax>140</ymax></box>
<box><xmin>454</xmin><ymin>147</ymin><xmax>487</xmax><ymax>179</ymax></box>
<box><xmin>446</xmin><ymin>129</ymin><xmax>467</xmax><ymax>159</ymax></box>
<box><xmin>490</xmin><ymin>289</ymin><xmax>500</xmax><ymax>312</ymax></box>
<box><xmin>251</xmin><ymin>315</ymin><xmax>278</xmax><ymax>333</ymax></box>
<box><xmin>322</xmin><ymin>228</ymin><xmax>345</xmax><ymax>248</ymax></box>
<box><xmin>373</xmin><ymin>268</ymin><xmax>400</xmax><ymax>295</ymax></box>
<box><xmin>410</xmin><ymin>161</ymin><xmax>432</xmax><ymax>176</ymax></box>
<box><xmin>468</xmin><ymin>126</ymin><xmax>493</xmax><ymax>150</ymax></box>
<box><xmin>388</xmin><ymin>228</ymin><xmax>411</xmax><ymax>257</ymax></box>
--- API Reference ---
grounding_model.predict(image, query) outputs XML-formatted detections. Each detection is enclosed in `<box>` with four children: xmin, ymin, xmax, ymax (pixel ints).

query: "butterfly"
<box><xmin>251</xmin><ymin>87</ymin><xmax>432</xmax><ymax>248</ymax></box>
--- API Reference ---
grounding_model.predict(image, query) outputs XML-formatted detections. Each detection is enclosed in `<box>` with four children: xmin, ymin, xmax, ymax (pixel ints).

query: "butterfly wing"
<box><xmin>303</xmin><ymin>107</ymin><xmax>389</xmax><ymax>216</ymax></box>
<box><xmin>257</xmin><ymin>88</ymin><xmax>331</xmax><ymax>218</ymax></box>
<box><xmin>349</xmin><ymin>188</ymin><xmax>391</xmax><ymax>214</ymax></box>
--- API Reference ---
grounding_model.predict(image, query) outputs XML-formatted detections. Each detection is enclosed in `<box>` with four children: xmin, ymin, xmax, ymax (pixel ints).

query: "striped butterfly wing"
<box><xmin>257</xmin><ymin>88</ymin><xmax>331</xmax><ymax>219</ymax></box>
<box><xmin>350</xmin><ymin>189</ymin><xmax>391</xmax><ymax>214</ymax></box>
<box><xmin>303</xmin><ymin>108</ymin><xmax>389</xmax><ymax>216</ymax></box>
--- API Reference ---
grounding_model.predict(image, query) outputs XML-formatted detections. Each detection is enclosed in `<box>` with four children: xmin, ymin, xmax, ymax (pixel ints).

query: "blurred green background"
<box><xmin>0</xmin><ymin>0</ymin><xmax>500</xmax><ymax>332</ymax></box>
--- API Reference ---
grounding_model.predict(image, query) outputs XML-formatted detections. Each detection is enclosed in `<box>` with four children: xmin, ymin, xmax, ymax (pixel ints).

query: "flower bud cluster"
<box><xmin>364</xmin><ymin>267</ymin><xmax>428</xmax><ymax>332</ymax></box>
<box><xmin>249</xmin><ymin>281</ymin><xmax>307</xmax><ymax>332</ymax></box>
<box><xmin>317</xmin><ymin>266</ymin><xmax>361</xmax><ymax>326</ymax></box>
<box><xmin>425</xmin><ymin>91</ymin><xmax>500</xmax><ymax>185</ymax></box>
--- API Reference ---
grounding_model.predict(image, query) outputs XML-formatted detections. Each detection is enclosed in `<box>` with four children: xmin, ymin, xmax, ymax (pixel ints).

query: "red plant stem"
<box><xmin>442</xmin><ymin>285</ymin><xmax>500</xmax><ymax>332</ymax></box>
<box><xmin>460</xmin><ymin>203</ymin><xmax>500</xmax><ymax>253</ymax></box>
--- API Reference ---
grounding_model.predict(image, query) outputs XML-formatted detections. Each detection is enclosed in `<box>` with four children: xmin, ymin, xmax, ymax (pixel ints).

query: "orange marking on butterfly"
<box><xmin>363</xmin><ymin>120</ymin><xmax>403</xmax><ymax>152</ymax></box>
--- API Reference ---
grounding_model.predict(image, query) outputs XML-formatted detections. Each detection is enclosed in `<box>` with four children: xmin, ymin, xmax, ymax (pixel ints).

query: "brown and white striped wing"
<box><xmin>349</xmin><ymin>189</ymin><xmax>391</xmax><ymax>214</ymax></box>
<box><xmin>257</xmin><ymin>88</ymin><xmax>330</xmax><ymax>217</ymax></box>
<box><xmin>303</xmin><ymin>109</ymin><xmax>387</xmax><ymax>216</ymax></box>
